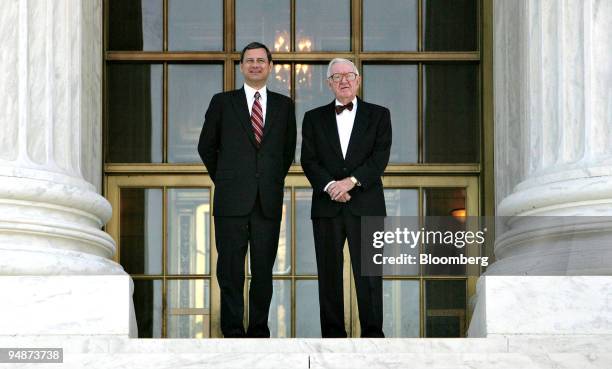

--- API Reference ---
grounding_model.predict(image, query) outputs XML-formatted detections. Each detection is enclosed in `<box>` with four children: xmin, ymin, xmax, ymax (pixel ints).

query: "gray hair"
<box><xmin>326</xmin><ymin>58</ymin><xmax>359</xmax><ymax>79</ymax></box>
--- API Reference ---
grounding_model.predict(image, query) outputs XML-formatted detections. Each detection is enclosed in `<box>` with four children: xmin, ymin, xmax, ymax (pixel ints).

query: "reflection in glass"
<box><xmin>167</xmin><ymin>189</ymin><xmax>211</xmax><ymax>275</ymax></box>
<box><xmin>108</xmin><ymin>0</ymin><xmax>162</xmax><ymax>51</ymax></box>
<box><xmin>132</xmin><ymin>279</ymin><xmax>162</xmax><ymax>338</ymax></box>
<box><xmin>384</xmin><ymin>189</ymin><xmax>418</xmax><ymax>217</ymax></box>
<box><xmin>296</xmin><ymin>280</ymin><xmax>322</xmax><ymax>337</ymax></box>
<box><xmin>275</xmin><ymin>189</ymin><xmax>292</xmax><ymax>274</ymax></box>
<box><xmin>424</xmin><ymin>0</ymin><xmax>477</xmax><ymax>51</ymax></box>
<box><xmin>235</xmin><ymin>63</ymin><xmax>291</xmax><ymax>98</ymax></box>
<box><xmin>107</xmin><ymin>64</ymin><xmax>163</xmax><ymax>163</ymax></box>
<box><xmin>296</xmin><ymin>0</ymin><xmax>350</xmax><ymax>51</ymax></box>
<box><xmin>363</xmin><ymin>0</ymin><xmax>417</xmax><ymax>51</ymax></box>
<box><xmin>363</xmin><ymin>65</ymin><xmax>418</xmax><ymax>163</ymax></box>
<box><xmin>267</xmin><ymin>280</ymin><xmax>291</xmax><ymax>337</ymax></box>
<box><xmin>168</xmin><ymin>0</ymin><xmax>222</xmax><ymax>51</ymax></box>
<box><xmin>295</xmin><ymin>64</ymin><xmax>331</xmax><ymax>163</ymax></box>
<box><xmin>425</xmin><ymin>188</ymin><xmax>466</xmax><ymax>217</ymax></box>
<box><xmin>167</xmin><ymin>315</ymin><xmax>210</xmax><ymax>338</ymax></box>
<box><xmin>120</xmin><ymin>188</ymin><xmax>163</xmax><ymax>275</ymax></box>
<box><xmin>425</xmin><ymin>280</ymin><xmax>466</xmax><ymax>337</ymax></box>
<box><xmin>296</xmin><ymin>189</ymin><xmax>316</xmax><ymax>275</ymax></box>
<box><xmin>168</xmin><ymin>64</ymin><xmax>222</xmax><ymax>163</ymax></box>
<box><xmin>383</xmin><ymin>189</ymin><xmax>419</xmax><ymax>276</ymax></box>
<box><xmin>383</xmin><ymin>280</ymin><xmax>419</xmax><ymax>337</ymax></box>
<box><xmin>424</xmin><ymin>188</ymin><xmax>466</xmax><ymax>276</ymax></box>
<box><xmin>167</xmin><ymin>279</ymin><xmax>211</xmax><ymax>338</ymax></box>
<box><xmin>235</xmin><ymin>0</ymin><xmax>290</xmax><ymax>52</ymax></box>
<box><xmin>424</xmin><ymin>64</ymin><xmax>479</xmax><ymax>163</ymax></box>
<box><xmin>168</xmin><ymin>280</ymin><xmax>210</xmax><ymax>308</ymax></box>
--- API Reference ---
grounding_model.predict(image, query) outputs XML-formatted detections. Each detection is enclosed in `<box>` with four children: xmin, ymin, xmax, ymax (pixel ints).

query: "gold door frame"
<box><xmin>106</xmin><ymin>174</ymin><xmax>479</xmax><ymax>337</ymax></box>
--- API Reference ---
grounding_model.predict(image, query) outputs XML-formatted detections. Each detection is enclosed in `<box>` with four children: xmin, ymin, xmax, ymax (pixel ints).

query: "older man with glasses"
<box><xmin>301</xmin><ymin>58</ymin><xmax>392</xmax><ymax>338</ymax></box>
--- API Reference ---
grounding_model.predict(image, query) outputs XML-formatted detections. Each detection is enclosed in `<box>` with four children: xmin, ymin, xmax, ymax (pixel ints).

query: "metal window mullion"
<box><xmin>163</xmin><ymin>63</ymin><xmax>168</xmax><ymax>163</ymax></box>
<box><xmin>225</xmin><ymin>0</ymin><xmax>234</xmax><ymax>52</ymax></box>
<box><xmin>163</xmin><ymin>0</ymin><xmax>168</xmax><ymax>51</ymax></box>
<box><xmin>291</xmin><ymin>187</ymin><xmax>297</xmax><ymax>337</ymax></box>
<box><xmin>162</xmin><ymin>186</ymin><xmax>168</xmax><ymax>337</ymax></box>
<box><xmin>210</xmin><ymin>184</ymin><xmax>221</xmax><ymax>337</ymax></box>
<box><xmin>418</xmin><ymin>187</ymin><xmax>425</xmax><ymax>337</ymax></box>
<box><xmin>418</xmin><ymin>63</ymin><xmax>424</xmax><ymax>163</ymax></box>
<box><xmin>290</xmin><ymin>0</ymin><xmax>296</xmax><ymax>52</ymax></box>
<box><xmin>352</xmin><ymin>0</ymin><xmax>361</xmax><ymax>53</ymax></box>
<box><xmin>418</xmin><ymin>0</ymin><xmax>423</xmax><ymax>52</ymax></box>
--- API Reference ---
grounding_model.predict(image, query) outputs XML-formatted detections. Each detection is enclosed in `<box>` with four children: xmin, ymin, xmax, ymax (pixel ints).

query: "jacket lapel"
<box><xmin>322</xmin><ymin>101</ymin><xmax>344</xmax><ymax>160</ymax></box>
<box><xmin>345</xmin><ymin>98</ymin><xmax>369</xmax><ymax>162</ymax></box>
<box><xmin>231</xmin><ymin>88</ymin><xmax>258</xmax><ymax>148</ymax></box>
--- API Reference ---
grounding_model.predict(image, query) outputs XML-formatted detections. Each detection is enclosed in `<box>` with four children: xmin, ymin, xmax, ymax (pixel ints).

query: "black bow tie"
<box><xmin>335</xmin><ymin>102</ymin><xmax>354</xmax><ymax>115</ymax></box>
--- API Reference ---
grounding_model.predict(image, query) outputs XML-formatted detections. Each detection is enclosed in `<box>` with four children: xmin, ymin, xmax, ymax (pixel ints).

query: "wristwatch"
<box><xmin>350</xmin><ymin>176</ymin><xmax>361</xmax><ymax>186</ymax></box>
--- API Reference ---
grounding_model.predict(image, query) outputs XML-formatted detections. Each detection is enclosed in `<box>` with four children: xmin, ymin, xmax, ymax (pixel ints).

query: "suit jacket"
<box><xmin>301</xmin><ymin>98</ymin><xmax>392</xmax><ymax>218</ymax></box>
<box><xmin>198</xmin><ymin>87</ymin><xmax>296</xmax><ymax>219</ymax></box>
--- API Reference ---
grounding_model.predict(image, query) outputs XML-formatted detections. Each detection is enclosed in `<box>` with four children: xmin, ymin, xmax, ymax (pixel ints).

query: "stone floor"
<box><xmin>0</xmin><ymin>335</ymin><xmax>610</xmax><ymax>368</ymax></box>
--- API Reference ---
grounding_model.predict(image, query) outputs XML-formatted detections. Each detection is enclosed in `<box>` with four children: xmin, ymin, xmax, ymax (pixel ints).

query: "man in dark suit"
<box><xmin>198</xmin><ymin>42</ymin><xmax>296</xmax><ymax>338</ymax></box>
<box><xmin>301</xmin><ymin>58</ymin><xmax>391</xmax><ymax>338</ymax></box>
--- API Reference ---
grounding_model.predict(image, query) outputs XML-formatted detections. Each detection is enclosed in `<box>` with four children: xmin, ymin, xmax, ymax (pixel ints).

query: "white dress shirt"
<box><xmin>324</xmin><ymin>97</ymin><xmax>358</xmax><ymax>193</ymax></box>
<box><xmin>244</xmin><ymin>84</ymin><xmax>267</xmax><ymax>125</ymax></box>
<box><xmin>335</xmin><ymin>97</ymin><xmax>357</xmax><ymax>159</ymax></box>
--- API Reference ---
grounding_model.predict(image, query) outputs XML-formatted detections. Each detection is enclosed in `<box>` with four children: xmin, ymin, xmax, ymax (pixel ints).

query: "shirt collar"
<box><xmin>244</xmin><ymin>83</ymin><xmax>267</xmax><ymax>99</ymax></box>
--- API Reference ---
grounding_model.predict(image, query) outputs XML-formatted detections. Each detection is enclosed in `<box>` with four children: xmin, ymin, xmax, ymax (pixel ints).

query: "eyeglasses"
<box><xmin>328</xmin><ymin>72</ymin><xmax>358</xmax><ymax>83</ymax></box>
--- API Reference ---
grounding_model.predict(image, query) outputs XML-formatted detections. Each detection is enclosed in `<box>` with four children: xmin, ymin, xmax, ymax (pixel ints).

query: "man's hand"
<box><xmin>327</xmin><ymin>178</ymin><xmax>355</xmax><ymax>202</ymax></box>
<box><xmin>334</xmin><ymin>192</ymin><xmax>351</xmax><ymax>203</ymax></box>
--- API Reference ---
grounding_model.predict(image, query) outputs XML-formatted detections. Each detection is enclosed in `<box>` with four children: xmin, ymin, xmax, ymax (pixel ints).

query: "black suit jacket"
<box><xmin>198</xmin><ymin>88</ymin><xmax>296</xmax><ymax>219</ymax></box>
<box><xmin>301</xmin><ymin>98</ymin><xmax>392</xmax><ymax>218</ymax></box>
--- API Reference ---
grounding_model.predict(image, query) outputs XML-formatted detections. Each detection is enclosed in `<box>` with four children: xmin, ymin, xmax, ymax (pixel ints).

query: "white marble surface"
<box><xmin>0</xmin><ymin>0</ymin><xmax>120</xmax><ymax>275</ymax></box>
<box><xmin>5</xmin><ymin>352</ymin><xmax>612</xmax><ymax>369</ymax></box>
<box><xmin>487</xmin><ymin>216</ymin><xmax>612</xmax><ymax>275</ymax></box>
<box><xmin>490</xmin><ymin>0</ymin><xmax>612</xmax><ymax>277</ymax></box>
<box><xmin>506</xmin><ymin>335</ymin><xmax>612</xmax><ymax>354</ymax></box>
<box><xmin>0</xmin><ymin>276</ymin><xmax>134</xmax><ymax>336</ymax></box>
<box><xmin>468</xmin><ymin>276</ymin><xmax>612</xmax><ymax>337</ymax></box>
<box><xmin>1</xmin><ymin>335</ymin><xmax>612</xmax><ymax>369</ymax></box>
<box><xmin>108</xmin><ymin>338</ymin><xmax>509</xmax><ymax>354</ymax></box>
<box><xmin>0</xmin><ymin>0</ymin><xmax>103</xmax><ymax>188</ymax></box>
<box><xmin>0</xmin><ymin>0</ymin><xmax>19</xmax><ymax>162</ymax></box>
<box><xmin>494</xmin><ymin>0</ymin><xmax>612</xmax><ymax>205</ymax></box>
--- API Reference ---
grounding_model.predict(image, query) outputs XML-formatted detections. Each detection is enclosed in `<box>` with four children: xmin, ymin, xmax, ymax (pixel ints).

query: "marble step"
<box><xmin>2</xmin><ymin>336</ymin><xmax>611</xmax><ymax>368</ymax></box>
<box><xmin>2</xmin><ymin>336</ymin><xmax>611</xmax><ymax>355</ymax></box>
<box><xmin>6</xmin><ymin>352</ymin><xmax>612</xmax><ymax>369</ymax></box>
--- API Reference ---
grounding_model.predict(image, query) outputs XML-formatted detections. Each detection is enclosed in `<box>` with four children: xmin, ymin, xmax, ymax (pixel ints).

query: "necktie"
<box><xmin>335</xmin><ymin>101</ymin><xmax>353</xmax><ymax>115</ymax></box>
<box><xmin>251</xmin><ymin>91</ymin><xmax>264</xmax><ymax>147</ymax></box>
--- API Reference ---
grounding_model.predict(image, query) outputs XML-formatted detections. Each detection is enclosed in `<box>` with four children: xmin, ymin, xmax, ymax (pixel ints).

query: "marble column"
<box><xmin>0</xmin><ymin>0</ymin><xmax>135</xmax><ymax>336</ymax></box>
<box><xmin>490</xmin><ymin>0</ymin><xmax>612</xmax><ymax>275</ymax></box>
<box><xmin>469</xmin><ymin>0</ymin><xmax>612</xmax><ymax>336</ymax></box>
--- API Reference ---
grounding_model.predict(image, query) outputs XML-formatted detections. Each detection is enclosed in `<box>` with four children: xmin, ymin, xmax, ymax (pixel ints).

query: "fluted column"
<box><xmin>468</xmin><ymin>0</ymin><xmax>612</xmax><ymax>337</ymax></box>
<box><xmin>488</xmin><ymin>0</ymin><xmax>612</xmax><ymax>275</ymax></box>
<box><xmin>0</xmin><ymin>0</ymin><xmax>123</xmax><ymax>275</ymax></box>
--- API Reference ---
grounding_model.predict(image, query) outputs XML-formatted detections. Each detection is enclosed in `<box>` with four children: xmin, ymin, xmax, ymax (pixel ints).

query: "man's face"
<box><xmin>240</xmin><ymin>48</ymin><xmax>272</xmax><ymax>87</ymax></box>
<box><xmin>327</xmin><ymin>62</ymin><xmax>361</xmax><ymax>103</ymax></box>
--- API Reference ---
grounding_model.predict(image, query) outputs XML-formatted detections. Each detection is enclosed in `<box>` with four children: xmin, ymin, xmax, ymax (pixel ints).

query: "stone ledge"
<box><xmin>1</xmin><ymin>336</ymin><xmax>610</xmax><ymax>368</ymax></box>
<box><xmin>0</xmin><ymin>276</ymin><xmax>133</xmax><ymax>336</ymax></box>
<box><xmin>3</xmin><ymin>351</ymin><xmax>611</xmax><ymax>369</ymax></box>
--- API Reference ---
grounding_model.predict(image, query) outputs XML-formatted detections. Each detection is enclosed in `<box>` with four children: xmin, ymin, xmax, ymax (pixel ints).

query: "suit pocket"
<box><xmin>215</xmin><ymin>170</ymin><xmax>235</xmax><ymax>180</ymax></box>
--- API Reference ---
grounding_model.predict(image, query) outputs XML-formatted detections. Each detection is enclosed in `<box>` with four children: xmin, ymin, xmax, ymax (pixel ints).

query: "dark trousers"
<box><xmin>312</xmin><ymin>207</ymin><xmax>384</xmax><ymax>338</ymax></box>
<box><xmin>214</xmin><ymin>196</ymin><xmax>280</xmax><ymax>338</ymax></box>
